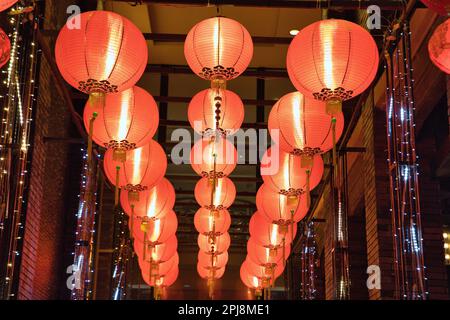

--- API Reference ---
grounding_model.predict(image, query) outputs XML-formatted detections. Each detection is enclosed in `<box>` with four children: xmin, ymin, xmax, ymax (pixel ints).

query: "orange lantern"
<box><xmin>184</xmin><ymin>17</ymin><xmax>253</xmax><ymax>82</ymax></box>
<box><xmin>198</xmin><ymin>251</ymin><xmax>229</xmax><ymax>270</ymax></box>
<box><xmin>256</xmin><ymin>184</ymin><xmax>309</xmax><ymax>225</ymax></box>
<box><xmin>194</xmin><ymin>208</ymin><xmax>231</xmax><ymax>236</ymax></box>
<box><xmin>120</xmin><ymin>178</ymin><xmax>176</xmax><ymax>219</ymax></box>
<box><xmin>421</xmin><ymin>1</ymin><xmax>450</xmax><ymax>16</ymax></box>
<box><xmin>55</xmin><ymin>11</ymin><xmax>147</xmax><ymax>102</ymax></box>
<box><xmin>197</xmin><ymin>263</ymin><xmax>226</xmax><ymax>280</ymax></box>
<box><xmin>429</xmin><ymin>19</ymin><xmax>450</xmax><ymax>74</ymax></box>
<box><xmin>103</xmin><ymin>140</ymin><xmax>167</xmax><ymax>200</ymax></box>
<box><xmin>249</xmin><ymin>212</ymin><xmax>297</xmax><ymax>250</ymax></box>
<box><xmin>241</xmin><ymin>258</ymin><xmax>284</xmax><ymax>286</ymax></box>
<box><xmin>188</xmin><ymin>88</ymin><xmax>244</xmax><ymax>135</ymax></box>
<box><xmin>198</xmin><ymin>232</ymin><xmax>231</xmax><ymax>255</ymax></box>
<box><xmin>134</xmin><ymin>234</ymin><xmax>178</xmax><ymax>263</ymax></box>
<box><xmin>287</xmin><ymin>19</ymin><xmax>379</xmax><ymax>112</ymax></box>
<box><xmin>131</xmin><ymin>209</ymin><xmax>177</xmax><ymax>245</ymax></box>
<box><xmin>247</xmin><ymin>237</ymin><xmax>290</xmax><ymax>267</ymax></box>
<box><xmin>139</xmin><ymin>252</ymin><xmax>179</xmax><ymax>278</ymax></box>
<box><xmin>194</xmin><ymin>177</ymin><xmax>236</xmax><ymax>210</ymax></box>
<box><xmin>0</xmin><ymin>28</ymin><xmax>10</xmax><ymax>68</ymax></box>
<box><xmin>144</xmin><ymin>265</ymin><xmax>179</xmax><ymax>288</ymax></box>
<box><xmin>190</xmin><ymin>136</ymin><xmax>237</xmax><ymax>179</ymax></box>
<box><xmin>0</xmin><ymin>0</ymin><xmax>17</xmax><ymax>12</ymax></box>
<box><xmin>240</xmin><ymin>263</ymin><xmax>264</xmax><ymax>291</ymax></box>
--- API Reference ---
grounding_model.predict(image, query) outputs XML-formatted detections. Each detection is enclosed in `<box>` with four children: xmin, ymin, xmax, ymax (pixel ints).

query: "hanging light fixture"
<box><xmin>194</xmin><ymin>177</ymin><xmax>236</xmax><ymax>210</ymax></box>
<box><xmin>194</xmin><ymin>208</ymin><xmax>231</xmax><ymax>236</ymax></box>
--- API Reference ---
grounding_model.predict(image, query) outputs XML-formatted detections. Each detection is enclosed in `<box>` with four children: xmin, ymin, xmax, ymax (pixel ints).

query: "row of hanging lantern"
<box><xmin>183</xmin><ymin>15</ymin><xmax>253</xmax><ymax>298</ymax></box>
<box><xmin>241</xmin><ymin>18</ymin><xmax>380</xmax><ymax>298</ymax></box>
<box><xmin>54</xmin><ymin>9</ymin><xmax>178</xmax><ymax>298</ymax></box>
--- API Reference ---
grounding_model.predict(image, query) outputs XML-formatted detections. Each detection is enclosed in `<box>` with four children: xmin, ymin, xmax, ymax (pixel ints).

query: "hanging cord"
<box><xmin>114</xmin><ymin>165</ymin><xmax>120</xmax><ymax>207</ymax></box>
<box><xmin>87</xmin><ymin>112</ymin><xmax>97</xmax><ymax>169</ymax></box>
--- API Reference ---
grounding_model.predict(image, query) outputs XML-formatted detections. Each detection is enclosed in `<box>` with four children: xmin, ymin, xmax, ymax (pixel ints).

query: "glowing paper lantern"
<box><xmin>190</xmin><ymin>137</ymin><xmax>237</xmax><ymax>179</ymax></box>
<box><xmin>131</xmin><ymin>209</ymin><xmax>177</xmax><ymax>245</ymax></box>
<box><xmin>83</xmin><ymin>86</ymin><xmax>159</xmax><ymax>161</ymax></box>
<box><xmin>0</xmin><ymin>28</ymin><xmax>10</xmax><ymax>68</ymax></box>
<box><xmin>287</xmin><ymin>19</ymin><xmax>379</xmax><ymax>111</ymax></box>
<box><xmin>140</xmin><ymin>252</ymin><xmax>179</xmax><ymax>278</ymax></box>
<box><xmin>198</xmin><ymin>232</ymin><xmax>231</xmax><ymax>255</ymax></box>
<box><xmin>421</xmin><ymin>0</ymin><xmax>450</xmax><ymax>16</ymax></box>
<box><xmin>188</xmin><ymin>88</ymin><xmax>244</xmax><ymax>135</ymax></box>
<box><xmin>249</xmin><ymin>212</ymin><xmax>297</xmax><ymax>250</ymax></box>
<box><xmin>0</xmin><ymin>0</ymin><xmax>18</xmax><ymax>12</ymax></box>
<box><xmin>194</xmin><ymin>208</ymin><xmax>231</xmax><ymax>236</ymax></box>
<box><xmin>194</xmin><ymin>177</ymin><xmax>236</xmax><ymax>210</ymax></box>
<box><xmin>241</xmin><ymin>258</ymin><xmax>284</xmax><ymax>285</ymax></box>
<box><xmin>429</xmin><ymin>19</ymin><xmax>450</xmax><ymax>74</ymax></box>
<box><xmin>184</xmin><ymin>17</ymin><xmax>253</xmax><ymax>81</ymax></box>
<box><xmin>268</xmin><ymin>92</ymin><xmax>344</xmax><ymax>156</ymax></box>
<box><xmin>256</xmin><ymin>184</ymin><xmax>309</xmax><ymax>225</ymax></box>
<box><xmin>144</xmin><ymin>265</ymin><xmax>179</xmax><ymax>288</ymax></box>
<box><xmin>103</xmin><ymin>140</ymin><xmax>167</xmax><ymax>198</ymax></box>
<box><xmin>134</xmin><ymin>234</ymin><xmax>178</xmax><ymax>263</ymax></box>
<box><xmin>198</xmin><ymin>251</ymin><xmax>229</xmax><ymax>270</ymax></box>
<box><xmin>120</xmin><ymin>178</ymin><xmax>175</xmax><ymax>219</ymax></box>
<box><xmin>240</xmin><ymin>263</ymin><xmax>264</xmax><ymax>290</ymax></box>
<box><xmin>247</xmin><ymin>237</ymin><xmax>290</xmax><ymax>267</ymax></box>
<box><xmin>55</xmin><ymin>11</ymin><xmax>147</xmax><ymax>99</ymax></box>
<box><xmin>197</xmin><ymin>263</ymin><xmax>226</xmax><ymax>280</ymax></box>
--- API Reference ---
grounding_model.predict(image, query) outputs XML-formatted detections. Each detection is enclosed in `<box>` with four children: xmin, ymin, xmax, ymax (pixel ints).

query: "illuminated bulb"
<box><xmin>289</xmin><ymin>29</ymin><xmax>299</xmax><ymax>36</ymax></box>
<box><xmin>444</xmin><ymin>243</ymin><xmax>449</xmax><ymax>249</ymax></box>
<box><xmin>444</xmin><ymin>233</ymin><xmax>448</xmax><ymax>239</ymax></box>
<box><xmin>446</xmin><ymin>254</ymin><xmax>450</xmax><ymax>260</ymax></box>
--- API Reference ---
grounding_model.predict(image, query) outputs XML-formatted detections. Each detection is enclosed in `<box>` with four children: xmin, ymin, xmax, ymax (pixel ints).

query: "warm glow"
<box><xmin>289</xmin><ymin>29</ymin><xmax>299</xmax><ymax>36</ymax></box>
<box><xmin>131</xmin><ymin>147</ymin><xmax>142</xmax><ymax>185</ymax></box>
<box><xmin>283</xmin><ymin>154</ymin><xmax>290</xmax><ymax>190</ymax></box>
<box><xmin>117</xmin><ymin>90</ymin><xmax>131</xmax><ymax>140</ymax></box>
<box><xmin>101</xmin><ymin>18</ymin><xmax>123</xmax><ymax>81</ymax></box>
<box><xmin>151</xmin><ymin>246</ymin><xmax>159</xmax><ymax>261</ymax></box>
<box><xmin>292</xmin><ymin>95</ymin><xmax>305</xmax><ymax>149</ymax></box>
<box><xmin>321</xmin><ymin>22</ymin><xmax>337</xmax><ymax>89</ymax></box>
<box><xmin>214</xmin><ymin>179</ymin><xmax>223</xmax><ymax>206</ymax></box>
<box><xmin>446</xmin><ymin>254</ymin><xmax>450</xmax><ymax>260</ymax></box>
<box><xmin>444</xmin><ymin>233</ymin><xmax>448</xmax><ymax>239</ymax></box>
<box><xmin>146</xmin><ymin>188</ymin><xmax>158</xmax><ymax>218</ymax></box>
<box><xmin>252</xmin><ymin>276</ymin><xmax>259</xmax><ymax>288</ymax></box>
<box><xmin>148</xmin><ymin>218</ymin><xmax>161</xmax><ymax>243</ymax></box>
<box><xmin>213</xmin><ymin>19</ymin><xmax>223</xmax><ymax>67</ymax></box>
<box><xmin>270</xmin><ymin>224</ymin><xmax>279</xmax><ymax>246</ymax></box>
<box><xmin>208</xmin><ymin>212</ymin><xmax>215</xmax><ymax>231</ymax></box>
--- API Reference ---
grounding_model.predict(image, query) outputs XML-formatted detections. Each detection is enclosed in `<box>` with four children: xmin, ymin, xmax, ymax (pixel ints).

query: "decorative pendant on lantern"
<box><xmin>420</xmin><ymin>0</ymin><xmax>450</xmax><ymax>16</ymax></box>
<box><xmin>83</xmin><ymin>86</ymin><xmax>159</xmax><ymax>162</ymax></box>
<box><xmin>0</xmin><ymin>0</ymin><xmax>18</xmax><ymax>12</ymax></box>
<box><xmin>134</xmin><ymin>234</ymin><xmax>178</xmax><ymax>264</ymax></box>
<box><xmin>0</xmin><ymin>28</ymin><xmax>10</xmax><ymax>68</ymax></box>
<box><xmin>429</xmin><ymin>19</ymin><xmax>450</xmax><ymax>74</ymax></box>
<box><xmin>287</xmin><ymin>19</ymin><xmax>379</xmax><ymax>113</ymax></box>
<box><xmin>55</xmin><ymin>11</ymin><xmax>148</xmax><ymax>106</ymax></box>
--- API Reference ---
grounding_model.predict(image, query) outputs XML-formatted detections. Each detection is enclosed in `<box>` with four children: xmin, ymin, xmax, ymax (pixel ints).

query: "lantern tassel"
<box><xmin>143</xmin><ymin>231</ymin><xmax>147</xmax><ymax>260</ymax></box>
<box><xmin>306</xmin><ymin>169</ymin><xmax>311</xmax><ymax>209</ymax></box>
<box><xmin>88</xmin><ymin>92</ymin><xmax>106</xmax><ymax>111</ymax></box>
<box><xmin>87</xmin><ymin>112</ymin><xmax>97</xmax><ymax>167</ymax></box>
<box><xmin>130</xmin><ymin>205</ymin><xmax>135</xmax><ymax>242</ymax></box>
<box><xmin>331</xmin><ymin>117</ymin><xmax>337</xmax><ymax>171</ymax></box>
<box><xmin>114</xmin><ymin>166</ymin><xmax>120</xmax><ymax>207</ymax></box>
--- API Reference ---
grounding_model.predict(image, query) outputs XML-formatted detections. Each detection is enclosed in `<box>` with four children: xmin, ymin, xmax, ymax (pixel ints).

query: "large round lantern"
<box><xmin>0</xmin><ymin>28</ymin><xmax>10</xmax><ymax>68</ymax></box>
<box><xmin>268</xmin><ymin>92</ymin><xmax>344</xmax><ymax>157</ymax></box>
<box><xmin>195</xmin><ymin>177</ymin><xmax>236</xmax><ymax>210</ymax></box>
<box><xmin>184</xmin><ymin>17</ymin><xmax>253</xmax><ymax>82</ymax></box>
<box><xmin>194</xmin><ymin>208</ymin><xmax>231</xmax><ymax>236</ymax></box>
<box><xmin>249</xmin><ymin>212</ymin><xmax>297</xmax><ymax>250</ymax></box>
<box><xmin>83</xmin><ymin>86</ymin><xmax>159</xmax><ymax>161</ymax></box>
<box><xmin>55</xmin><ymin>11</ymin><xmax>147</xmax><ymax>100</ymax></box>
<box><xmin>197</xmin><ymin>263</ymin><xmax>226</xmax><ymax>280</ymax></box>
<box><xmin>121</xmin><ymin>178</ymin><xmax>175</xmax><ymax>219</ymax></box>
<box><xmin>139</xmin><ymin>252</ymin><xmax>179</xmax><ymax>279</ymax></box>
<box><xmin>247</xmin><ymin>237</ymin><xmax>290</xmax><ymax>267</ymax></box>
<box><xmin>134</xmin><ymin>234</ymin><xmax>178</xmax><ymax>263</ymax></box>
<box><xmin>256</xmin><ymin>184</ymin><xmax>309</xmax><ymax>225</ymax></box>
<box><xmin>287</xmin><ymin>19</ymin><xmax>379</xmax><ymax>112</ymax></box>
<box><xmin>240</xmin><ymin>263</ymin><xmax>264</xmax><ymax>291</ymax></box>
<box><xmin>188</xmin><ymin>88</ymin><xmax>244</xmax><ymax>135</ymax></box>
<box><xmin>103</xmin><ymin>140</ymin><xmax>167</xmax><ymax>199</ymax></box>
<box><xmin>190</xmin><ymin>136</ymin><xmax>237</xmax><ymax>179</ymax></box>
<box><xmin>0</xmin><ymin>0</ymin><xmax>18</xmax><ymax>12</ymax></box>
<box><xmin>198</xmin><ymin>232</ymin><xmax>231</xmax><ymax>255</ymax></box>
<box><xmin>242</xmin><ymin>258</ymin><xmax>284</xmax><ymax>287</ymax></box>
<box><xmin>429</xmin><ymin>19</ymin><xmax>450</xmax><ymax>74</ymax></box>
<box><xmin>131</xmin><ymin>209</ymin><xmax>177</xmax><ymax>245</ymax></box>
<box><xmin>198</xmin><ymin>251</ymin><xmax>229</xmax><ymax>270</ymax></box>
<box><xmin>421</xmin><ymin>1</ymin><xmax>450</xmax><ymax>16</ymax></box>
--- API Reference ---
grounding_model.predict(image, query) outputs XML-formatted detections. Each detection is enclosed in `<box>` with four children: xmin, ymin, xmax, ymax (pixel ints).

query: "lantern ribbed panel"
<box><xmin>120</xmin><ymin>178</ymin><xmax>175</xmax><ymax>219</ymax></box>
<box><xmin>143</xmin><ymin>266</ymin><xmax>179</xmax><ymax>287</ymax></box>
<box><xmin>194</xmin><ymin>208</ymin><xmax>231</xmax><ymax>235</ymax></box>
<box><xmin>261</xmin><ymin>148</ymin><xmax>324</xmax><ymax>195</ymax></box>
<box><xmin>83</xmin><ymin>86</ymin><xmax>158</xmax><ymax>149</ymax></box>
<box><xmin>287</xmin><ymin>19</ymin><xmax>379</xmax><ymax>101</ymax></box>
<box><xmin>134</xmin><ymin>234</ymin><xmax>178</xmax><ymax>263</ymax></box>
<box><xmin>184</xmin><ymin>17</ymin><xmax>253</xmax><ymax>80</ymax></box>
<box><xmin>247</xmin><ymin>237</ymin><xmax>290</xmax><ymax>266</ymax></box>
<box><xmin>103</xmin><ymin>140</ymin><xmax>167</xmax><ymax>190</ymax></box>
<box><xmin>429</xmin><ymin>19</ymin><xmax>450</xmax><ymax>74</ymax></box>
<box><xmin>198</xmin><ymin>232</ymin><xmax>231</xmax><ymax>254</ymax></box>
<box><xmin>249</xmin><ymin>212</ymin><xmax>297</xmax><ymax>248</ymax></box>
<box><xmin>0</xmin><ymin>28</ymin><xmax>10</xmax><ymax>68</ymax></box>
<box><xmin>240</xmin><ymin>263</ymin><xmax>263</xmax><ymax>289</ymax></box>
<box><xmin>256</xmin><ymin>184</ymin><xmax>309</xmax><ymax>224</ymax></box>
<box><xmin>139</xmin><ymin>253</ymin><xmax>179</xmax><ymax>277</ymax></box>
<box><xmin>131</xmin><ymin>210</ymin><xmax>177</xmax><ymax>244</ymax></box>
<box><xmin>188</xmin><ymin>88</ymin><xmax>244</xmax><ymax>134</ymax></box>
<box><xmin>198</xmin><ymin>251</ymin><xmax>229</xmax><ymax>269</ymax></box>
<box><xmin>268</xmin><ymin>92</ymin><xmax>344</xmax><ymax>154</ymax></box>
<box><xmin>421</xmin><ymin>0</ymin><xmax>450</xmax><ymax>16</ymax></box>
<box><xmin>55</xmin><ymin>11</ymin><xmax>147</xmax><ymax>94</ymax></box>
<box><xmin>197</xmin><ymin>264</ymin><xmax>225</xmax><ymax>280</ymax></box>
<box><xmin>190</xmin><ymin>137</ymin><xmax>237</xmax><ymax>178</ymax></box>
<box><xmin>194</xmin><ymin>177</ymin><xmax>236</xmax><ymax>209</ymax></box>
<box><xmin>0</xmin><ymin>0</ymin><xmax>17</xmax><ymax>12</ymax></box>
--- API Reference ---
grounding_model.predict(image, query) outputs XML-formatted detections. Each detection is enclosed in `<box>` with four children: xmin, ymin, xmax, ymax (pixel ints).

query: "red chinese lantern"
<box><xmin>249</xmin><ymin>212</ymin><xmax>297</xmax><ymax>250</ymax></box>
<box><xmin>134</xmin><ymin>234</ymin><xmax>178</xmax><ymax>263</ymax></box>
<box><xmin>120</xmin><ymin>178</ymin><xmax>175</xmax><ymax>220</ymax></box>
<box><xmin>198</xmin><ymin>251</ymin><xmax>229</xmax><ymax>270</ymax></box>
<box><xmin>144</xmin><ymin>265</ymin><xmax>179</xmax><ymax>288</ymax></box>
<box><xmin>55</xmin><ymin>11</ymin><xmax>147</xmax><ymax>101</ymax></box>
<box><xmin>421</xmin><ymin>1</ymin><xmax>450</xmax><ymax>16</ymax></box>
<box><xmin>198</xmin><ymin>232</ymin><xmax>231</xmax><ymax>255</ymax></box>
<box><xmin>241</xmin><ymin>258</ymin><xmax>284</xmax><ymax>286</ymax></box>
<box><xmin>140</xmin><ymin>252</ymin><xmax>179</xmax><ymax>278</ymax></box>
<box><xmin>197</xmin><ymin>263</ymin><xmax>226</xmax><ymax>280</ymax></box>
<box><xmin>256</xmin><ymin>184</ymin><xmax>309</xmax><ymax>225</ymax></box>
<box><xmin>247</xmin><ymin>237</ymin><xmax>290</xmax><ymax>267</ymax></box>
<box><xmin>240</xmin><ymin>263</ymin><xmax>264</xmax><ymax>291</ymax></box>
<box><xmin>268</xmin><ymin>92</ymin><xmax>345</xmax><ymax>157</ymax></box>
<box><xmin>0</xmin><ymin>0</ymin><xmax>17</xmax><ymax>12</ymax></box>
<box><xmin>190</xmin><ymin>136</ymin><xmax>237</xmax><ymax>179</ymax></box>
<box><xmin>188</xmin><ymin>88</ymin><xmax>244</xmax><ymax>135</ymax></box>
<box><xmin>194</xmin><ymin>177</ymin><xmax>236</xmax><ymax>210</ymax></box>
<box><xmin>429</xmin><ymin>19</ymin><xmax>450</xmax><ymax>74</ymax></box>
<box><xmin>83</xmin><ymin>86</ymin><xmax>159</xmax><ymax>161</ymax></box>
<box><xmin>184</xmin><ymin>17</ymin><xmax>253</xmax><ymax>82</ymax></box>
<box><xmin>103</xmin><ymin>140</ymin><xmax>167</xmax><ymax>200</ymax></box>
<box><xmin>0</xmin><ymin>28</ymin><xmax>10</xmax><ymax>68</ymax></box>
<box><xmin>287</xmin><ymin>19</ymin><xmax>379</xmax><ymax>112</ymax></box>
<box><xmin>131</xmin><ymin>209</ymin><xmax>177</xmax><ymax>245</ymax></box>
<box><xmin>194</xmin><ymin>208</ymin><xmax>231</xmax><ymax>236</ymax></box>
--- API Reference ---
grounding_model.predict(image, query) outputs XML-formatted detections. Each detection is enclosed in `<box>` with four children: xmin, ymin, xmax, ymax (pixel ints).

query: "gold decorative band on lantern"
<box><xmin>200</xmin><ymin>65</ymin><xmax>239</xmax><ymax>80</ymax></box>
<box><xmin>105</xmin><ymin>140</ymin><xmax>136</xmax><ymax>162</ymax></box>
<box><xmin>204</xmin><ymin>204</ymin><xmax>227</xmax><ymax>211</ymax></box>
<box><xmin>279</xmin><ymin>187</ymin><xmax>304</xmax><ymax>198</ymax></box>
<box><xmin>123</xmin><ymin>184</ymin><xmax>147</xmax><ymax>202</ymax></box>
<box><xmin>290</xmin><ymin>146</ymin><xmax>322</xmax><ymax>158</ymax></box>
<box><xmin>201</xmin><ymin>171</ymin><xmax>226</xmax><ymax>179</ymax></box>
<box><xmin>78</xmin><ymin>78</ymin><xmax>118</xmax><ymax>95</ymax></box>
<box><xmin>326</xmin><ymin>97</ymin><xmax>343</xmax><ymax>116</ymax></box>
<box><xmin>313</xmin><ymin>87</ymin><xmax>353</xmax><ymax>102</ymax></box>
<box><xmin>210</xmin><ymin>76</ymin><xmax>227</xmax><ymax>90</ymax></box>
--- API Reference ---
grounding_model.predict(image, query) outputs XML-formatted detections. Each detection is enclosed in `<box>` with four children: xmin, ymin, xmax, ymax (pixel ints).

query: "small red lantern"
<box><xmin>0</xmin><ymin>0</ymin><xmax>18</xmax><ymax>12</ymax></box>
<box><xmin>247</xmin><ymin>237</ymin><xmax>290</xmax><ymax>267</ymax></box>
<box><xmin>55</xmin><ymin>11</ymin><xmax>147</xmax><ymax>99</ymax></box>
<box><xmin>198</xmin><ymin>232</ymin><xmax>231</xmax><ymax>255</ymax></box>
<box><xmin>194</xmin><ymin>177</ymin><xmax>236</xmax><ymax>210</ymax></box>
<box><xmin>198</xmin><ymin>251</ymin><xmax>229</xmax><ymax>270</ymax></box>
<box><xmin>184</xmin><ymin>17</ymin><xmax>253</xmax><ymax>81</ymax></box>
<box><xmin>103</xmin><ymin>140</ymin><xmax>167</xmax><ymax>199</ymax></box>
<box><xmin>194</xmin><ymin>208</ymin><xmax>231</xmax><ymax>236</ymax></box>
<box><xmin>139</xmin><ymin>252</ymin><xmax>178</xmax><ymax>278</ymax></box>
<box><xmin>287</xmin><ymin>19</ymin><xmax>379</xmax><ymax>111</ymax></box>
<box><xmin>249</xmin><ymin>212</ymin><xmax>297</xmax><ymax>250</ymax></box>
<box><xmin>190</xmin><ymin>136</ymin><xmax>237</xmax><ymax>179</ymax></box>
<box><xmin>240</xmin><ymin>263</ymin><xmax>264</xmax><ymax>290</ymax></box>
<box><xmin>0</xmin><ymin>28</ymin><xmax>10</xmax><ymax>68</ymax></box>
<box><xmin>188</xmin><ymin>88</ymin><xmax>244</xmax><ymax>135</ymax></box>
<box><xmin>421</xmin><ymin>1</ymin><xmax>450</xmax><ymax>16</ymax></box>
<box><xmin>241</xmin><ymin>258</ymin><xmax>284</xmax><ymax>286</ymax></box>
<box><xmin>120</xmin><ymin>177</ymin><xmax>175</xmax><ymax>219</ymax></box>
<box><xmin>134</xmin><ymin>234</ymin><xmax>178</xmax><ymax>263</ymax></box>
<box><xmin>197</xmin><ymin>263</ymin><xmax>226</xmax><ymax>280</ymax></box>
<box><xmin>429</xmin><ymin>19</ymin><xmax>450</xmax><ymax>74</ymax></box>
<box><xmin>131</xmin><ymin>209</ymin><xmax>177</xmax><ymax>245</ymax></box>
<box><xmin>143</xmin><ymin>265</ymin><xmax>179</xmax><ymax>288</ymax></box>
